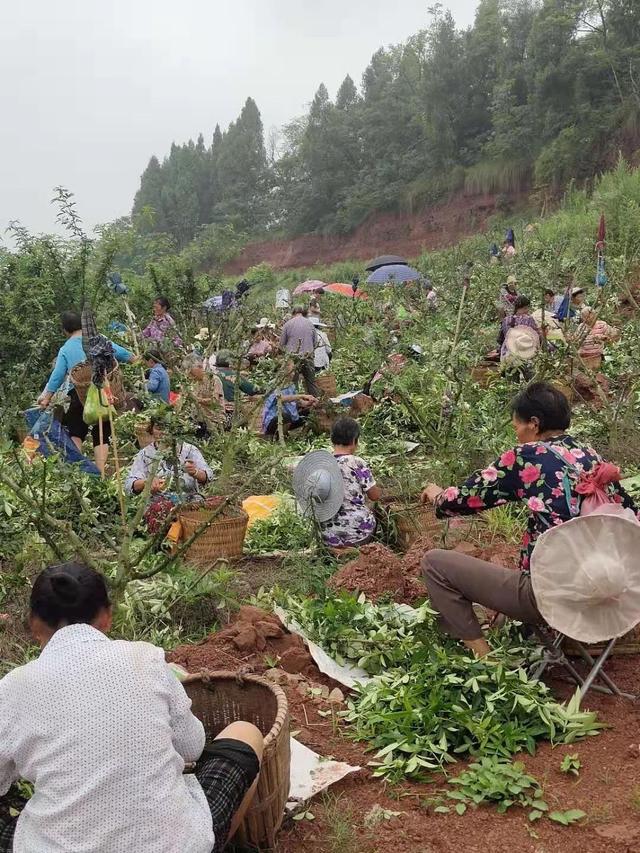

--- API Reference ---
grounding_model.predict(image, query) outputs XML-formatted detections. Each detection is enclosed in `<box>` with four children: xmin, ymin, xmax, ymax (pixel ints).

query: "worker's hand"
<box><xmin>37</xmin><ymin>391</ymin><xmax>53</xmax><ymax>409</ymax></box>
<box><xmin>129</xmin><ymin>354</ymin><xmax>141</xmax><ymax>364</ymax></box>
<box><xmin>151</xmin><ymin>477</ymin><xmax>166</xmax><ymax>494</ymax></box>
<box><xmin>421</xmin><ymin>483</ymin><xmax>444</xmax><ymax>505</ymax></box>
<box><xmin>183</xmin><ymin>460</ymin><xmax>198</xmax><ymax>477</ymax></box>
<box><xmin>302</xmin><ymin>395</ymin><xmax>318</xmax><ymax>405</ymax></box>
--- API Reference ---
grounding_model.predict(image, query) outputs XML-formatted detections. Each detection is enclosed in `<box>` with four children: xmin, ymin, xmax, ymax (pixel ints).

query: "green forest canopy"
<box><xmin>132</xmin><ymin>0</ymin><xmax>640</xmax><ymax>247</ymax></box>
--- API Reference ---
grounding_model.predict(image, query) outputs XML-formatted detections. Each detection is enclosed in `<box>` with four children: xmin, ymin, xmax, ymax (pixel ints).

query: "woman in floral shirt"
<box><xmin>421</xmin><ymin>382</ymin><xmax>637</xmax><ymax>657</ymax></box>
<box><xmin>320</xmin><ymin>417</ymin><xmax>382</xmax><ymax>548</ymax></box>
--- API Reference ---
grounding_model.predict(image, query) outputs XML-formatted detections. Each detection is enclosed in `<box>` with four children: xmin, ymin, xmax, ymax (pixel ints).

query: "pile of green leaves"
<box><xmin>347</xmin><ymin>656</ymin><xmax>602</xmax><ymax>782</ymax></box>
<box><xmin>244</xmin><ymin>504</ymin><xmax>314</xmax><ymax>555</ymax></box>
<box><xmin>441</xmin><ymin>756</ymin><xmax>586</xmax><ymax>825</ymax></box>
<box><xmin>269</xmin><ymin>591</ymin><xmax>602</xmax><ymax>782</ymax></box>
<box><xmin>266</xmin><ymin>590</ymin><xmax>439</xmax><ymax>674</ymax></box>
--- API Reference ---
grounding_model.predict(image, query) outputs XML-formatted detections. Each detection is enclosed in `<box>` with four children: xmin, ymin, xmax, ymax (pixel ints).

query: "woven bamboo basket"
<box><xmin>470</xmin><ymin>364</ymin><xmax>496</xmax><ymax>388</ymax></box>
<box><xmin>179</xmin><ymin>506</ymin><xmax>249</xmax><ymax>565</ymax></box>
<box><xmin>315</xmin><ymin>372</ymin><xmax>337</xmax><ymax>398</ymax></box>
<box><xmin>70</xmin><ymin>360</ymin><xmax>126</xmax><ymax>410</ymax></box>
<box><xmin>580</xmin><ymin>354</ymin><xmax>603</xmax><ymax>372</ymax></box>
<box><xmin>311</xmin><ymin>406</ymin><xmax>337</xmax><ymax>434</ymax></box>
<box><xmin>134</xmin><ymin>421</ymin><xmax>154</xmax><ymax>449</ymax></box>
<box><xmin>552</xmin><ymin>380</ymin><xmax>574</xmax><ymax>403</ymax></box>
<box><xmin>388</xmin><ymin>502</ymin><xmax>443</xmax><ymax>550</ymax></box>
<box><xmin>183</xmin><ymin>671</ymin><xmax>290</xmax><ymax>849</ymax></box>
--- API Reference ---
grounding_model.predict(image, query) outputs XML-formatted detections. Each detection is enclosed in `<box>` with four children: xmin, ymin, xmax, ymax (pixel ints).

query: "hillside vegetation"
<box><xmin>132</xmin><ymin>0</ymin><xmax>640</xmax><ymax>250</ymax></box>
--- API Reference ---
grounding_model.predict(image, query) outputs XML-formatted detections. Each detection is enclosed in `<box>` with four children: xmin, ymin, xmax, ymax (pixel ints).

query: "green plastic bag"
<box><xmin>83</xmin><ymin>384</ymin><xmax>114</xmax><ymax>425</ymax></box>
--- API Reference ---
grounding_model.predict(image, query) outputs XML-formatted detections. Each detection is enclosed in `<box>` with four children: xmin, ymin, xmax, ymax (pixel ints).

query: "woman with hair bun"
<box><xmin>0</xmin><ymin>563</ymin><xmax>262</xmax><ymax>853</ymax></box>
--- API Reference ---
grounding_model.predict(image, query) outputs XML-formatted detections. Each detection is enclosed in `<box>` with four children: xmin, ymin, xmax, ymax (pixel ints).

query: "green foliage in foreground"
<box><xmin>244</xmin><ymin>503</ymin><xmax>313</xmax><ymax>555</ymax></box>
<box><xmin>268</xmin><ymin>591</ymin><xmax>602</xmax><ymax>782</ymax></box>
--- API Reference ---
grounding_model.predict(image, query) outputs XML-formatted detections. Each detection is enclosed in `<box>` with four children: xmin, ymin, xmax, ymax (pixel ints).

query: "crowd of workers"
<box><xmin>3</xmin><ymin>238</ymin><xmax>636</xmax><ymax>853</ymax></box>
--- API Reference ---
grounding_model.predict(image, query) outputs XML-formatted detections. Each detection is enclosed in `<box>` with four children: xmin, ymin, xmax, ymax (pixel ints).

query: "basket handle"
<box><xmin>198</xmin><ymin>666</ymin><xmax>253</xmax><ymax>688</ymax></box>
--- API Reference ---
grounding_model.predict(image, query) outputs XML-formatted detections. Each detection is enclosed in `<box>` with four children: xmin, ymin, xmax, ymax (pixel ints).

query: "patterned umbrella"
<box><xmin>366</xmin><ymin>264</ymin><xmax>421</xmax><ymax>284</ymax></box>
<box><xmin>293</xmin><ymin>279</ymin><xmax>326</xmax><ymax>296</ymax></box>
<box><xmin>365</xmin><ymin>254</ymin><xmax>408</xmax><ymax>272</ymax></box>
<box><xmin>325</xmin><ymin>283</ymin><xmax>368</xmax><ymax>299</ymax></box>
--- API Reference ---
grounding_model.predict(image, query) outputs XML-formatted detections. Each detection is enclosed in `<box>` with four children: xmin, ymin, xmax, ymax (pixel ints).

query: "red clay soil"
<box><xmin>329</xmin><ymin>536</ymin><xmax>521</xmax><ymax>604</ymax></box>
<box><xmin>168</xmin><ymin>605</ymin><xmax>318</xmax><ymax>678</ymax></box>
<box><xmin>170</xmin><ymin>599</ymin><xmax>640</xmax><ymax>852</ymax></box>
<box><xmin>224</xmin><ymin>191</ymin><xmax>523</xmax><ymax>274</ymax></box>
<box><xmin>275</xmin><ymin>656</ymin><xmax>640</xmax><ymax>853</ymax></box>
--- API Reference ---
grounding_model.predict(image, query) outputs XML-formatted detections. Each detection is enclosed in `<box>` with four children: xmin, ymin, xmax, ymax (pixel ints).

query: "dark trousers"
<box><xmin>295</xmin><ymin>358</ymin><xmax>320</xmax><ymax>398</ymax></box>
<box><xmin>421</xmin><ymin>549</ymin><xmax>542</xmax><ymax>640</ymax></box>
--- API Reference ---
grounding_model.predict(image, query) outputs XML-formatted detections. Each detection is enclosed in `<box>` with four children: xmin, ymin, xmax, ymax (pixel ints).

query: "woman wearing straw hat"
<box><xmin>420</xmin><ymin>382</ymin><xmax>639</xmax><ymax>658</ymax></box>
<box><xmin>294</xmin><ymin>417</ymin><xmax>382</xmax><ymax>549</ymax></box>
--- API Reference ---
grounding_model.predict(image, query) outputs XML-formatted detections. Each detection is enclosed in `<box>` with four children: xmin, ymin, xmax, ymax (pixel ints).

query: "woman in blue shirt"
<box><xmin>37</xmin><ymin>312</ymin><xmax>135</xmax><ymax>473</ymax></box>
<box><xmin>144</xmin><ymin>351</ymin><xmax>171</xmax><ymax>403</ymax></box>
<box><xmin>260</xmin><ymin>363</ymin><xmax>317</xmax><ymax>437</ymax></box>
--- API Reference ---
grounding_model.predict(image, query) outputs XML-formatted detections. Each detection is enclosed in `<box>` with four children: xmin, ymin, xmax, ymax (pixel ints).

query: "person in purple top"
<box><xmin>142</xmin><ymin>297</ymin><xmax>183</xmax><ymax>347</ymax></box>
<box><xmin>320</xmin><ymin>417</ymin><xmax>383</xmax><ymax>548</ymax></box>
<box><xmin>497</xmin><ymin>295</ymin><xmax>541</xmax><ymax>361</ymax></box>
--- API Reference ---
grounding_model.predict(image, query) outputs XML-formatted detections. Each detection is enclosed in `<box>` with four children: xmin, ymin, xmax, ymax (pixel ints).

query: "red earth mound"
<box><xmin>168</xmin><ymin>605</ymin><xmax>316</xmax><ymax>677</ymax></box>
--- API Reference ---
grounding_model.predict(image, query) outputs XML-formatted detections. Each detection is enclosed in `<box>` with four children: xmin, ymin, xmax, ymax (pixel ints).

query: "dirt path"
<box><xmin>224</xmin><ymin>191</ymin><xmax>526</xmax><ymax>274</ymax></box>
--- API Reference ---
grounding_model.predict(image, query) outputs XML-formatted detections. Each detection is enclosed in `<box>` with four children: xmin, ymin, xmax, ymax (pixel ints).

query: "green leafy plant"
<box><xmin>548</xmin><ymin>809</ymin><xmax>587</xmax><ymax>826</ymax></box>
<box><xmin>445</xmin><ymin>757</ymin><xmax>548</xmax><ymax>820</ymax></box>
<box><xmin>560</xmin><ymin>753</ymin><xmax>581</xmax><ymax>777</ymax></box>
<box><xmin>244</xmin><ymin>504</ymin><xmax>313</xmax><ymax>555</ymax></box>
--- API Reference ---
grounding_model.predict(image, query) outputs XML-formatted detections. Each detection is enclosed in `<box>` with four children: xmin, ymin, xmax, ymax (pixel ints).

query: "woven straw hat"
<box><xmin>293</xmin><ymin>451</ymin><xmax>344</xmax><ymax>523</ymax></box>
<box><xmin>530</xmin><ymin>512</ymin><xmax>640</xmax><ymax>643</ymax></box>
<box><xmin>503</xmin><ymin>325</ymin><xmax>540</xmax><ymax>360</ymax></box>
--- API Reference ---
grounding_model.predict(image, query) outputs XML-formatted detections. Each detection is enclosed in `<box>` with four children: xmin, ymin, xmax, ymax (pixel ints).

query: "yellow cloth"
<box><xmin>242</xmin><ymin>495</ymin><xmax>281</xmax><ymax>527</ymax></box>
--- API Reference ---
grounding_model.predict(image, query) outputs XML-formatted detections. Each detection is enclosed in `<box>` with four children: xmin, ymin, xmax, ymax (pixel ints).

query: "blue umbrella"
<box><xmin>366</xmin><ymin>264</ymin><xmax>421</xmax><ymax>284</ymax></box>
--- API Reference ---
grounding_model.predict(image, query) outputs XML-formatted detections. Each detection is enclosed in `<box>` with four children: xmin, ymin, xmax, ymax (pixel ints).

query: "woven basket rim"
<box><xmin>182</xmin><ymin>670</ymin><xmax>289</xmax><ymax>752</ymax></box>
<box><xmin>179</xmin><ymin>507</ymin><xmax>249</xmax><ymax>524</ymax></box>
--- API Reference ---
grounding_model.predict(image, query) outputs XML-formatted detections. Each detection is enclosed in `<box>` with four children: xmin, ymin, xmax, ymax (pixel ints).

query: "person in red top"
<box><xmin>420</xmin><ymin>382</ymin><xmax>637</xmax><ymax>657</ymax></box>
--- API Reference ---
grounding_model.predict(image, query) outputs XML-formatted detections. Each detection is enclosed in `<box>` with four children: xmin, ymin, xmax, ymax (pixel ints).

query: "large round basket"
<box><xmin>183</xmin><ymin>671</ymin><xmax>290</xmax><ymax>849</ymax></box>
<box><xmin>552</xmin><ymin>380</ymin><xmax>574</xmax><ymax>404</ymax></box>
<box><xmin>388</xmin><ymin>502</ymin><xmax>443</xmax><ymax>550</ymax></box>
<box><xmin>70</xmin><ymin>360</ymin><xmax>126</xmax><ymax>410</ymax></box>
<box><xmin>179</xmin><ymin>506</ymin><xmax>249</xmax><ymax>565</ymax></box>
<box><xmin>315</xmin><ymin>372</ymin><xmax>337</xmax><ymax>398</ymax></box>
<box><xmin>580</xmin><ymin>354</ymin><xmax>603</xmax><ymax>373</ymax></box>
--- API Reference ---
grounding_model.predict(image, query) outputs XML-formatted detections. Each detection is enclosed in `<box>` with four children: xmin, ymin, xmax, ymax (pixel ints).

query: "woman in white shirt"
<box><xmin>0</xmin><ymin>563</ymin><xmax>263</xmax><ymax>853</ymax></box>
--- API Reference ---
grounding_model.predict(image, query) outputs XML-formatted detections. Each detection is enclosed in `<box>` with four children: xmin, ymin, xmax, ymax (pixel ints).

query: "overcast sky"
<box><xmin>1</xmin><ymin>0</ymin><xmax>478</xmax><ymax>240</ymax></box>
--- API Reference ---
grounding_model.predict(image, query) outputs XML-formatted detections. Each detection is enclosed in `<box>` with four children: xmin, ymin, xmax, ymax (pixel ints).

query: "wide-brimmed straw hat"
<box><xmin>503</xmin><ymin>326</ymin><xmax>540</xmax><ymax>360</ymax></box>
<box><xmin>293</xmin><ymin>451</ymin><xmax>344</xmax><ymax>523</ymax></box>
<box><xmin>531</xmin><ymin>512</ymin><xmax>640</xmax><ymax>643</ymax></box>
<box><xmin>253</xmin><ymin>317</ymin><xmax>275</xmax><ymax>330</ymax></box>
<box><xmin>506</xmin><ymin>274</ymin><xmax>518</xmax><ymax>286</ymax></box>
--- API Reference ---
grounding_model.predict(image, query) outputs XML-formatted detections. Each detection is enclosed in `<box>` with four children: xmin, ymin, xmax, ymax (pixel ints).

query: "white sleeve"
<box><xmin>163</xmin><ymin>665</ymin><xmax>206</xmax><ymax>763</ymax></box>
<box><xmin>125</xmin><ymin>448</ymin><xmax>151</xmax><ymax>494</ymax></box>
<box><xmin>188</xmin><ymin>445</ymin><xmax>214</xmax><ymax>483</ymax></box>
<box><xmin>0</xmin><ymin>675</ymin><xmax>18</xmax><ymax>795</ymax></box>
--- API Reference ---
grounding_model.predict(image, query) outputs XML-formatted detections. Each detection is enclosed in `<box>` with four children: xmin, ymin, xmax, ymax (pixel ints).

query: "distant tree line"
<box><xmin>132</xmin><ymin>0</ymin><xmax>640</xmax><ymax>245</ymax></box>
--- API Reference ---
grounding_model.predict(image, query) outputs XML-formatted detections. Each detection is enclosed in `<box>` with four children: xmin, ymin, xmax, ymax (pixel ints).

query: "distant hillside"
<box><xmin>132</xmin><ymin>1</ymin><xmax>640</xmax><ymax>250</ymax></box>
<box><xmin>224</xmin><ymin>190</ymin><xmax>526</xmax><ymax>273</ymax></box>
